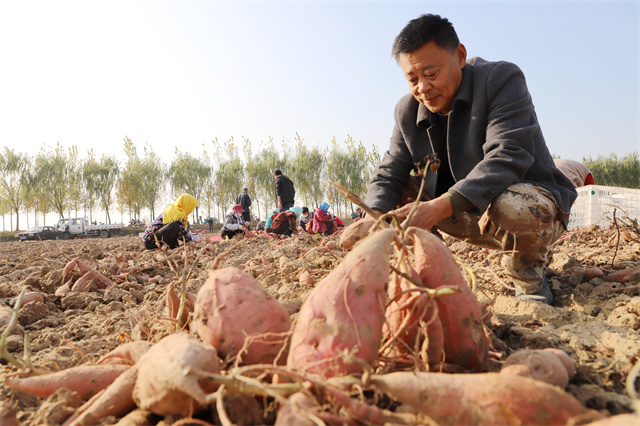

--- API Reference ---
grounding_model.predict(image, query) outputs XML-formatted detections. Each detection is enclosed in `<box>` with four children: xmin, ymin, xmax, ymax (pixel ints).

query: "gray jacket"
<box><xmin>366</xmin><ymin>57</ymin><xmax>576</xmax><ymax>224</ymax></box>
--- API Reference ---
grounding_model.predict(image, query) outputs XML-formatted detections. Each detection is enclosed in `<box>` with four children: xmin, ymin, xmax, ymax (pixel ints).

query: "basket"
<box><xmin>567</xmin><ymin>185</ymin><xmax>640</xmax><ymax>230</ymax></box>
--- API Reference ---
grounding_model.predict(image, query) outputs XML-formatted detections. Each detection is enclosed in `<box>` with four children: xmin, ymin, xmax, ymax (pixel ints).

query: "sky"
<box><xmin>1</xmin><ymin>0</ymin><xmax>639</xmax><ymax>167</ymax></box>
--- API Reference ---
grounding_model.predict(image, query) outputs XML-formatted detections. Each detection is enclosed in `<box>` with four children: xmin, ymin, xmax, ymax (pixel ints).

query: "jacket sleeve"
<box><xmin>365</xmin><ymin>100</ymin><xmax>416</xmax><ymax>213</ymax></box>
<box><xmin>223</xmin><ymin>214</ymin><xmax>240</xmax><ymax>231</ymax></box>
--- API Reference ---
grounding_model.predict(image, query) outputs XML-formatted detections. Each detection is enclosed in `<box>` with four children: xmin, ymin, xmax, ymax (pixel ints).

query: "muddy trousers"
<box><xmin>433</xmin><ymin>183</ymin><xmax>566</xmax><ymax>294</ymax></box>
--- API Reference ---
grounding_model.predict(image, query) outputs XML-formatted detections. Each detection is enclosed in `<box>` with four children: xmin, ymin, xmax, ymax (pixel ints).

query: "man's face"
<box><xmin>399</xmin><ymin>41</ymin><xmax>466</xmax><ymax>114</ymax></box>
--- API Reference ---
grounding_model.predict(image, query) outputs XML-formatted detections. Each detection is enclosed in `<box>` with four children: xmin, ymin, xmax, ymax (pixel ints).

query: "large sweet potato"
<box><xmin>194</xmin><ymin>267</ymin><xmax>292</xmax><ymax>365</ymax></box>
<box><xmin>410</xmin><ymin>227</ymin><xmax>488</xmax><ymax>370</ymax></box>
<box><xmin>383</xmin><ymin>266</ymin><xmax>443</xmax><ymax>368</ymax></box>
<box><xmin>339</xmin><ymin>218</ymin><xmax>375</xmax><ymax>250</ymax></box>
<box><xmin>370</xmin><ymin>371</ymin><xmax>602</xmax><ymax>425</ymax></box>
<box><xmin>132</xmin><ymin>333</ymin><xmax>221</xmax><ymax>416</ymax></box>
<box><xmin>287</xmin><ymin>228</ymin><xmax>397</xmax><ymax>377</ymax></box>
<box><xmin>500</xmin><ymin>348</ymin><xmax>577</xmax><ymax>388</ymax></box>
<box><xmin>3</xmin><ymin>365</ymin><xmax>129</xmax><ymax>400</ymax></box>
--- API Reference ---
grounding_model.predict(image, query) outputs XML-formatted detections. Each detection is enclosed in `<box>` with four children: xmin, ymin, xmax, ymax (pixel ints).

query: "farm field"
<box><xmin>0</xmin><ymin>220</ymin><xmax>639</xmax><ymax>425</ymax></box>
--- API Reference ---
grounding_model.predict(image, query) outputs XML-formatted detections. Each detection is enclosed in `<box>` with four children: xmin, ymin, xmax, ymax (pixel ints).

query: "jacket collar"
<box><xmin>416</xmin><ymin>62</ymin><xmax>474</xmax><ymax>128</ymax></box>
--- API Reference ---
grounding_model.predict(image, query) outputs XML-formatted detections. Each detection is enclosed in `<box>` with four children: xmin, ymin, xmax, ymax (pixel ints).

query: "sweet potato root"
<box><xmin>3</xmin><ymin>365</ymin><xmax>129</xmax><ymax>400</ymax></box>
<box><xmin>410</xmin><ymin>227</ymin><xmax>488</xmax><ymax>370</ymax></box>
<box><xmin>383</xmin><ymin>266</ymin><xmax>443</xmax><ymax>368</ymax></box>
<box><xmin>64</xmin><ymin>366</ymin><xmax>138</xmax><ymax>426</ymax></box>
<box><xmin>194</xmin><ymin>267</ymin><xmax>292</xmax><ymax>365</ymax></box>
<box><xmin>500</xmin><ymin>348</ymin><xmax>577</xmax><ymax>388</ymax></box>
<box><xmin>132</xmin><ymin>333</ymin><xmax>221</xmax><ymax>416</ymax></box>
<box><xmin>370</xmin><ymin>371</ymin><xmax>602</xmax><ymax>425</ymax></box>
<box><xmin>96</xmin><ymin>341</ymin><xmax>154</xmax><ymax>367</ymax></box>
<box><xmin>287</xmin><ymin>228</ymin><xmax>397</xmax><ymax>377</ymax></box>
<box><xmin>339</xmin><ymin>219</ymin><xmax>375</xmax><ymax>250</ymax></box>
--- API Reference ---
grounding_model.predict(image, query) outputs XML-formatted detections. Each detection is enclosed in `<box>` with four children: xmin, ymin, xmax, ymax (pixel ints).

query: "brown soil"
<box><xmin>0</xmin><ymin>222</ymin><xmax>639</xmax><ymax>425</ymax></box>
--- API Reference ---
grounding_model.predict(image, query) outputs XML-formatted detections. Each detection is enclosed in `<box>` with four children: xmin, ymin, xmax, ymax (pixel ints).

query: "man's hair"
<box><xmin>274</xmin><ymin>169</ymin><xmax>282</xmax><ymax>176</ymax></box>
<box><xmin>243</xmin><ymin>187</ymin><xmax>249</xmax><ymax>191</ymax></box>
<box><xmin>302</xmin><ymin>207</ymin><xmax>309</xmax><ymax>213</ymax></box>
<box><xmin>392</xmin><ymin>14</ymin><xmax>459</xmax><ymax>62</ymax></box>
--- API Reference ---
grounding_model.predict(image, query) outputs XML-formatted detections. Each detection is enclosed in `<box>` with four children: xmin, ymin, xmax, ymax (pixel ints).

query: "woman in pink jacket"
<box><xmin>312</xmin><ymin>202</ymin><xmax>335</xmax><ymax>235</ymax></box>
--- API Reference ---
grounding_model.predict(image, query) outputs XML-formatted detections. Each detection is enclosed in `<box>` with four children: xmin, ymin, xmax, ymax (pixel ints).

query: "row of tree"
<box><xmin>1</xmin><ymin>137</ymin><xmax>637</xmax><ymax>233</ymax></box>
<box><xmin>0</xmin><ymin>134</ymin><xmax>381</xmax><ymax>231</ymax></box>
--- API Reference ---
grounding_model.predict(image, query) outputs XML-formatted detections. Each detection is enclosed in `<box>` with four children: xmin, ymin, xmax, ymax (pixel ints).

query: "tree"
<box><xmin>34</xmin><ymin>143</ymin><xmax>76</xmax><ymax>220</ymax></box>
<box><xmin>583</xmin><ymin>152</ymin><xmax>640</xmax><ymax>189</ymax></box>
<box><xmin>325</xmin><ymin>138</ymin><xmax>352</xmax><ymax>216</ymax></box>
<box><xmin>289</xmin><ymin>133</ymin><xmax>325</xmax><ymax>208</ymax></box>
<box><xmin>116</xmin><ymin>137</ymin><xmax>144</xmax><ymax>222</ymax></box>
<box><xmin>250</xmin><ymin>140</ymin><xmax>282</xmax><ymax>218</ymax></box>
<box><xmin>0</xmin><ymin>148</ymin><xmax>30</xmax><ymax>230</ymax></box>
<box><xmin>167</xmin><ymin>149</ymin><xmax>210</xmax><ymax>222</ymax></box>
<box><xmin>95</xmin><ymin>155</ymin><xmax>119</xmax><ymax>223</ymax></box>
<box><xmin>139</xmin><ymin>144</ymin><xmax>166</xmax><ymax>221</ymax></box>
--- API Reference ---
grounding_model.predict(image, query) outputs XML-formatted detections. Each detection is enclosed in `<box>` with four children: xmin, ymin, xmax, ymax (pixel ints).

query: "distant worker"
<box><xmin>207</xmin><ymin>216</ymin><xmax>214</xmax><ymax>233</ymax></box>
<box><xmin>220</xmin><ymin>204</ymin><xmax>245</xmax><ymax>239</ymax></box>
<box><xmin>274</xmin><ymin>169</ymin><xmax>295</xmax><ymax>212</ymax></box>
<box><xmin>267</xmin><ymin>206</ymin><xmax>302</xmax><ymax>237</ymax></box>
<box><xmin>312</xmin><ymin>202</ymin><xmax>336</xmax><ymax>236</ymax></box>
<box><xmin>236</xmin><ymin>187</ymin><xmax>252</xmax><ymax>230</ymax></box>
<box><xmin>299</xmin><ymin>207</ymin><xmax>314</xmax><ymax>232</ymax></box>
<box><xmin>143</xmin><ymin>194</ymin><xmax>198</xmax><ymax>250</ymax></box>
<box><xmin>554</xmin><ymin>159</ymin><xmax>595</xmax><ymax>188</ymax></box>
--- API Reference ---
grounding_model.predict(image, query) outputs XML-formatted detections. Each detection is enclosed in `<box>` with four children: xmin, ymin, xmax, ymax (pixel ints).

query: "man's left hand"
<box><xmin>391</xmin><ymin>196</ymin><xmax>453</xmax><ymax>230</ymax></box>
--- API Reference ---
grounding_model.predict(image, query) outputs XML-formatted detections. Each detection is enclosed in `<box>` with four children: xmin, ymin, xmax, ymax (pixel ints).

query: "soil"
<box><xmin>0</xmin><ymin>220</ymin><xmax>639</xmax><ymax>425</ymax></box>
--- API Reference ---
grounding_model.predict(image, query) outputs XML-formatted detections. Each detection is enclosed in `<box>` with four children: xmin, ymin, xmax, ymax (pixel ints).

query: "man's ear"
<box><xmin>456</xmin><ymin>43</ymin><xmax>467</xmax><ymax>68</ymax></box>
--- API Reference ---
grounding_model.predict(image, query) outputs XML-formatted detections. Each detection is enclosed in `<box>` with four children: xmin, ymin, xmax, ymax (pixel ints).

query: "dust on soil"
<box><xmin>0</xmin><ymin>221</ymin><xmax>639</xmax><ymax>425</ymax></box>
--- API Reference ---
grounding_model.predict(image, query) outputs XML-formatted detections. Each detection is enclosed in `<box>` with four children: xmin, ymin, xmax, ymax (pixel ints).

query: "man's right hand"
<box><xmin>391</xmin><ymin>196</ymin><xmax>453</xmax><ymax>230</ymax></box>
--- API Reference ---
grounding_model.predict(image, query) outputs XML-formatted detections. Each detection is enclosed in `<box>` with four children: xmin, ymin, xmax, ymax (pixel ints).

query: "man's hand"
<box><xmin>391</xmin><ymin>196</ymin><xmax>453</xmax><ymax>230</ymax></box>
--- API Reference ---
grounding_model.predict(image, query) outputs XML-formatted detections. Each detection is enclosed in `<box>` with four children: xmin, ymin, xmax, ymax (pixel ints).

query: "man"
<box><xmin>553</xmin><ymin>159</ymin><xmax>595</xmax><ymax>188</ymax></box>
<box><xmin>236</xmin><ymin>187</ymin><xmax>252</xmax><ymax>230</ymax></box>
<box><xmin>274</xmin><ymin>169</ymin><xmax>295</xmax><ymax>212</ymax></box>
<box><xmin>366</xmin><ymin>14</ymin><xmax>577</xmax><ymax>305</ymax></box>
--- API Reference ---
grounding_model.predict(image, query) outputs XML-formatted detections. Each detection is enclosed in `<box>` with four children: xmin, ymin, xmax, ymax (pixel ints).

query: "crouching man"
<box><xmin>366</xmin><ymin>14</ymin><xmax>577</xmax><ymax>305</ymax></box>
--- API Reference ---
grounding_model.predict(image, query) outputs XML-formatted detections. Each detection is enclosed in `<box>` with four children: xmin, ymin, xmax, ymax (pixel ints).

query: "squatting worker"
<box><xmin>365</xmin><ymin>14</ymin><xmax>577</xmax><ymax>305</ymax></box>
<box><xmin>143</xmin><ymin>194</ymin><xmax>198</xmax><ymax>250</ymax></box>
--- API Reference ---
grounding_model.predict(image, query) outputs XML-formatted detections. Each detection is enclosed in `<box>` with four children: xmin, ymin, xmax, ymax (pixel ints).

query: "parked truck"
<box><xmin>56</xmin><ymin>217</ymin><xmax>124</xmax><ymax>239</ymax></box>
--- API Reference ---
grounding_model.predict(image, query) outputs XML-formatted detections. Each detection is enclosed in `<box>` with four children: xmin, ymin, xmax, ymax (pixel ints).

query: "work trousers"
<box><xmin>404</xmin><ymin>182</ymin><xmax>566</xmax><ymax>294</ymax></box>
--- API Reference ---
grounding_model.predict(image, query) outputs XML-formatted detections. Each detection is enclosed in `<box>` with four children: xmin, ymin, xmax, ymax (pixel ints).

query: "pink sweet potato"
<box><xmin>339</xmin><ymin>219</ymin><xmax>375</xmax><ymax>250</ymax></box>
<box><xmin>3</xmin><ymin>364</ymin><xmax>129</xmax><ymax>400</ymax></box>
<box><xmin>96</xmin><ymin>341</ymin><xmax>154</xmax><ymax>367</ymax></box>
<box><xmin>132</xmin><ymin>333</ymin><xmax>221</xmax><ymax>416</ymax></box>
<box><xmin>287</xmin><ymin>228</ymin><xmax>397</xmax><ymax>378</ymax></box>
<box><xmin>64</xmin><ymin>366</ymin><xmax>138</xmax><ymax>426</ymax></box>
<box><xmin>383</xmin><ymin>266</ymin><xmax>443</xmax><ymax>368</ymax></box>
<box><xmin>500</xmin><ymin>348</ymin><xmax>577</xmax><ymax>388</ymax></box>
<box><xmin>370</xmin><ymin>371</ymin><xmax>602</xmax><ymax>425</ymax></box>
<box><xmin>410</xmin><ymin>227</ymin><xmax>488</xmax><ymax>370</ymax></box>
<box><xmin>194</xmin><ymin>267</ymin><xmax>292</xmax><ymax>365</ymax></box>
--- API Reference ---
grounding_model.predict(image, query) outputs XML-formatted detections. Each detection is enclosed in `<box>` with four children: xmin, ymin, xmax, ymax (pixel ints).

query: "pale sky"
<box><xmin>1</xmin><ymin>0</ymin><xmax>639</xmax><ymax>166</ymax></box>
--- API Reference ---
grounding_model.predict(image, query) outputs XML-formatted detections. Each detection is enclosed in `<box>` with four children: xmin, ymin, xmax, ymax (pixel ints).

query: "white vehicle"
<box><xmin>56</xmin><ymin>217</ymin><xmax>124</xmax><ymax>239</ymax></box>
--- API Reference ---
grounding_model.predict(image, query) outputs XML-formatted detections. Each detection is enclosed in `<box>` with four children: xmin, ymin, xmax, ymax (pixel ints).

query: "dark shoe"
<box><xmin>515</xmin><ymin>277</ymin><xmax>554</xmax><ymax>305</ymax></box>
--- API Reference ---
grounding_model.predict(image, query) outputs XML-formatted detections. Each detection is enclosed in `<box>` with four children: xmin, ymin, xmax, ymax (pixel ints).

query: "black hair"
<box><xmin>392</xmin><ymin>14</ymin><xmax>459</xmax><ymax>62</ymax></box>
<box><xmin>274</xmin><ymin>169</ymin><xmax>282</xmax><ymax>176</ymax></box>
<box><xmin>302</xmin><ymin>207</ymin><xmax>309</xmax><ymax>213</ymax></box>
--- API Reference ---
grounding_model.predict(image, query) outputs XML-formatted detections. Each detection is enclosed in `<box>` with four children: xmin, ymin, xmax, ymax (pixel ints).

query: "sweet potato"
<box><xmin>96</xmin><ymin>341</ymin><xmax>154</xmax><ymax>367</ymax></box>
<box><xmin>339</xmin><ymin>218</ymin><xmax>375</xmax><ymax>250</ymax></box>
<box><xmin>383</xmin><ymin>266</ymin><xmax>443</xmax><ymax>368</ymax></box>
<box><xmin>64</xmin><ymin>367</ymin><xmax>138</xmax><ymax>426</ymax></box>
<box><xmin>3</xmin><ymin>364</ymin><xmax>129</xmax><ymax>400</ymax></box>
<box><xmin>132</xmin><ymin>333</ymin><xmax>221</xmax><ymax>416</ymax></box>
<box><xmin>287</xmin><ymin>228</ymin><xmax>397</xmax><ymax>377</ymax></box>
<box><xmin>274</xmin><ymin>391</ymin><xmax>319</xmax><ymax>426</ymax></box>
<box><xmin>370</xmin><ymin>371</ymin><xmax>602</xmax><ymax>425</ymax></box>
<box><xmin>500</xmin><ymin>348</ymin><xmax>577</xmax><ymax>388</ymax></box>
<box><xmin>194</xmin><ymin>267</ymin><xmax>292</xmax><ymax>365</ymax></box>
<box><xmin>410</xmin><ymin>227</ymin><xmax>488</xmax><ymax>370</ymax></box>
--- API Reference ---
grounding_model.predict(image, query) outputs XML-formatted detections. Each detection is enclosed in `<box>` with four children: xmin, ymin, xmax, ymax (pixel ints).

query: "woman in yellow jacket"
<box><xmin>142</xmin><ymin>194</ymin><xmax>198</xmax><ymax>249</ymax></box>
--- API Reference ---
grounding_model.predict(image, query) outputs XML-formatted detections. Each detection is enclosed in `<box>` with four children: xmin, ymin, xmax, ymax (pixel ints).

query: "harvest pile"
<box><xmin>0</xmin><ymin>212</ymin><xmax>639</xmax><ymax>425</ymax></box>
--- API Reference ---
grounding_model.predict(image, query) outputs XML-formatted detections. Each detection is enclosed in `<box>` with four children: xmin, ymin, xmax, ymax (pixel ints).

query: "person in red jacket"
<box><xmin>312</xmin><ymin>202</ymin><xmax>335</xmax><ymax>236</ymax></box>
